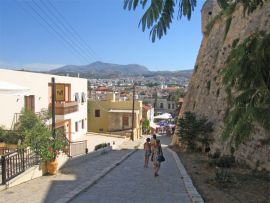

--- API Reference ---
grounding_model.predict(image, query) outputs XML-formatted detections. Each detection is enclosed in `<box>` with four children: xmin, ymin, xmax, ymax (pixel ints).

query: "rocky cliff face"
<box><xmin>180</xmin><ymin>0</ymin><xmax>270</xmax><ymax>171</ymax></box>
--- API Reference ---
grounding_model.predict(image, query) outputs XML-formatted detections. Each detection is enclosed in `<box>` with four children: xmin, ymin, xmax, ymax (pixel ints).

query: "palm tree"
<box><xmin>124</xmin><ymin>0</ymin><xmax>267</xmax><ymax>42</ymax></box>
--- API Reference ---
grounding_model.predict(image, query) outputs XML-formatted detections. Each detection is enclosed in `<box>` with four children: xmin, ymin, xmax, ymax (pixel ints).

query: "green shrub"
<box><xmin>208</xmin><ymin>151</ymin><xmax>221</xmax><ymax>159</ymax></box>
<box><xmin>215</xmin><ymin>168</ymin><xmax>234</xmax><ymax>184</ymax></box>
<box><xmin>0</xmin><ymin>127</ymin><xmax>21</xmax><ymax>144</ymax></box>
<box><xmin>209</xmin><ymin>154</ymin><xmax>235</xmax><ymax>168</ymax></box>
<box><xmin>177</xmin><ymin>112</ymin><xmax>213</xmax><ymax>151</ymax></box>
<box><xmin>95</xmin><ymin>143</ymin><xmax>110</xmax><ymax>151</ymax></box>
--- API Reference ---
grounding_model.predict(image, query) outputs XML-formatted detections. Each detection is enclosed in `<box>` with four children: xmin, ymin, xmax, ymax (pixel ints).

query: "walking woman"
<box><xmin>143</xmin><ymin>138</ymin><xmax>151</xmax><ymax>168</ymax></box>
<box><xmin>152</xmin><ymin>139</ymin><xmax>163</xmax><ymax>177</ymax></box>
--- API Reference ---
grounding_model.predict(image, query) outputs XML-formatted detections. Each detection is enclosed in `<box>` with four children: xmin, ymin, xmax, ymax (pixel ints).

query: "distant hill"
<box><xmin>50</xmin><ymin>61</ymin><xmax>193</xmax><ymax>79</ymax></box>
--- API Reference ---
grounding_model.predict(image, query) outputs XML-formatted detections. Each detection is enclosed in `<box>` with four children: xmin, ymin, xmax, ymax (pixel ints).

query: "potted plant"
<box><xmin>19</xmin><ymin>111</ymin><xmax>68</xmax><ymax>175</ymax></box>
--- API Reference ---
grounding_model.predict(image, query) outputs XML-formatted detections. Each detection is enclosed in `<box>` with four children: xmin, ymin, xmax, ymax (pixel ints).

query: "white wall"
<box><xmin>0</xmin><ymin>69</ymin><xmax>87</xmax><ymax>140</ymax></box>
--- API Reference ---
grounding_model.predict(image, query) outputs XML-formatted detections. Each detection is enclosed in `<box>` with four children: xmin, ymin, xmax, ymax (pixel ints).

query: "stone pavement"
<box><xmin>0</xmin><ymin>135</ymin><xmax>203</xmax><ymax>203</ymax></box>
<box><xmin>69</xmin><ymin>135</ymin><xmax>201</xmax><ymax>203</ymax></box>
<box><xmin>0</xmin><ymin>145</ymin><xmax>136</xmax><ymax>203</ymax></box>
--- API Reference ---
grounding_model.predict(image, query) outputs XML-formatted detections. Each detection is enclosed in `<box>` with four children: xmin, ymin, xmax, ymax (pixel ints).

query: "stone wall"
<box><xmin>179</xmin><ymin>0</ymin><xmax>270</xmax><ymax>171</ymax></box>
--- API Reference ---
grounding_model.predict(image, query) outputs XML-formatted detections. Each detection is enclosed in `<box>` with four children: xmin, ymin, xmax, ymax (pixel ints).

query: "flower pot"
<box><xmin>46</xmin><ymin>159</ymin><xmax>58</xmax><ymax>175</ymax></box>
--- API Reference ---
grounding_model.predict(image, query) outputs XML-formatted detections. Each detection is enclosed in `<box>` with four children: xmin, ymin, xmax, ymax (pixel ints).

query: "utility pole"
<box><xmin>131</xmin><ymin>84</ymin><xmax>135</xmax><ymax>141</ymax></box>
<box><xmin>51</xmin><ymin>77</ymin><xmax>56</xmax><ymax>138</ymax></box>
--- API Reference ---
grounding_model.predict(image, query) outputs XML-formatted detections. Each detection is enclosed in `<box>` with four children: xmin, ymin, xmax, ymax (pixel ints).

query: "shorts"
<box><xmin>145</xmin><ymin>150</ymin><xmax>151</xmax><ymax>157</ymax></box>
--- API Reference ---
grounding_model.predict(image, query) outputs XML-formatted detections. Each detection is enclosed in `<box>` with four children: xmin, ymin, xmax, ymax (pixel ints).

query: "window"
<box><xmin>172</xmin><ymin>104</ymin><xmax>175</xmax><ymax>109</ymax></box>
<box><xmin>75</xmin><ymin>122</ymin><xmax>78</xmax><ymax>132</ymax></box>
<box><xmin>81</xmin><ymin>92</ymin><xmax>86</xmax><ymax>103</ymax></box>
<box><xmin>81</xmin><ymin>119</ymin><xmax>84</xmax><ymax>129</ymax></box>
<box><xmin>160</xmin><ymin>103</ymin><xmax>164</xmax><ymax>109</ymax></box>
<box><xmin>75</xmin><ymin>93</ymin><xmax>80</xmax><ymax>102</ymax></box>
<box><xmin>122</xmin><ymin>115</ymin><xmax>129</xmax><ymax>126</ymax></box>
<box><xmin>168</xmin><ymin>103</ymin><xmax>171</xmax><ymax>109</ymax></box>
<box><xmin>95</xmin><ymin>109</ymin><xmax>100</xmax><ymax>117</ymax></box>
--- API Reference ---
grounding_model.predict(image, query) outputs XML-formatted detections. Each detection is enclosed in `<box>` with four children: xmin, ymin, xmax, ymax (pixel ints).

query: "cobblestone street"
<box><xmin>70</xmin><ymin>136</ymin><xmax>191</xmax><ymax>203</ymax></box>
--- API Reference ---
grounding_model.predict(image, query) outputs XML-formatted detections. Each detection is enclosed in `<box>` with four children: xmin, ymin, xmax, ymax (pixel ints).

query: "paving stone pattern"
<box><xmin>0</xmin><ymin>149</ymin><xmax>132</xmax><ymax>203</ymax></box>
<box><xmin>70</xmin><ymin>147</ymin><xmax>191</xmax><ymax>203</ymax></box>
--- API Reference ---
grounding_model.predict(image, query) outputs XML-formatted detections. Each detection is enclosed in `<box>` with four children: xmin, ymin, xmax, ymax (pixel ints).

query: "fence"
<box><xmin>1</xmin><ymin>148</ymin><xmax>40</xmax><ymax>185</ymax></box>
<box><xmin>0</xmin><ymin>140</ymin><xmax>88</xmax><ymax>184</ymax></box>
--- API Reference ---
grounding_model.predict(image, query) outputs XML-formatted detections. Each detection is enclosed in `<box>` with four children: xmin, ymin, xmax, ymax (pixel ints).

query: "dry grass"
<box><xmin>170</xmin><ymin>145</ymin><xmax>270</xmax><ymax>203</ymax></box>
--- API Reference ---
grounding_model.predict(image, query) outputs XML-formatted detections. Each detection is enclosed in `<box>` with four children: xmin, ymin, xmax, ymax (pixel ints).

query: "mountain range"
<box><xmin>50</xmin><ymin>61</ymin><xmax>193</xmax><ymax>79</ymax></box>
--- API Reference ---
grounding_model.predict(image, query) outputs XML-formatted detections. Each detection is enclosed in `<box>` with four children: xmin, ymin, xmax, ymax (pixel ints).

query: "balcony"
<box><xmin>49</xmin><ymin>101</ymin><xmax>79</xmax><ymax>115</ymax></box>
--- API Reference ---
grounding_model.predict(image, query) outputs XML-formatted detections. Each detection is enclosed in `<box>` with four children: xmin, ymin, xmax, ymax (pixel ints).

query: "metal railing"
<box><xmin>1</xmin><ymin>148</ymin><xmax>40</xmax><ymax>185</ymax></box>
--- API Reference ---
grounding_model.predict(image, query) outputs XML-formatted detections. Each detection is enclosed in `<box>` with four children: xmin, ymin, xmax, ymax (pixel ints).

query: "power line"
<box><xmin>24</xmin><ymin>0</ymin><xmax>91</xmax><ymax>64</ymax></box>
<box><xmin>18</xmin><ymin>2</ymin><xmax>78</xmax><ymax>63</ymax></box>
<box><xmin>30</xmin><ymin>0</ymin><xmax>92</xmax><ymax>63</ymax></box>
<box><xmin>39</xmin><ymin>0</ymin><xmax>99</xmax><ymax>62</ymax></box>
<box><xmin>45</xmin><ymin>0</ymin><xmax>102</xmax><ymax>61</ymax></box>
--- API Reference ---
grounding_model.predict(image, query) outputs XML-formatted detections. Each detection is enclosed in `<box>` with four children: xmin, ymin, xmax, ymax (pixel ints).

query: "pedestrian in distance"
<box><xmin>153</xmin><ymin>139</ymin><xmax>163</xmax><ymax>177</ymax></box>
<box><xmin>143</xmin><ymin>138</ymin><xmax>151</xmax><ymax>168</ymax></box>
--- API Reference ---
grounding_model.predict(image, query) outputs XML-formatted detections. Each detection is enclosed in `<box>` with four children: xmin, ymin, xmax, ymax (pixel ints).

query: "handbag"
<box><xmin>157</xmin><ymin>154</ymin><xmax>165</xmax><ymax>162</ymax></box>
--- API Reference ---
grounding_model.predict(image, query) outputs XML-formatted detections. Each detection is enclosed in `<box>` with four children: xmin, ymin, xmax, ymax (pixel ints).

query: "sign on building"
<box><xmin>56</xmin><ymin>84</ymin><xmax>65</xmax><ymax>101</ymax></box>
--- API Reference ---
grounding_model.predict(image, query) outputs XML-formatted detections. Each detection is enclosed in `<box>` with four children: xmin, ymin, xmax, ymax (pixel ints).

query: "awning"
<box><xmin>108</xmin><ymin>109</ymin><xmax>139</xmax><ymax>114</ymax></box>
<box><xmin>154</xmin><ymin>113</ymin><xmax>172</xmax><ymax>119</ymax></box>
<box><xmin>150</xmin><ymin>122</ymin><xmax>160</xmax><ymax>129</ymax></box>
<box><xmin>0</xmin><ymin>81</ymin><xmax>30</xmax><ymax>95</ymax></box>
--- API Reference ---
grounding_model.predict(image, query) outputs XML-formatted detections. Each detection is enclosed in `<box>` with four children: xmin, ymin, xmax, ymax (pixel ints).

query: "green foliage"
<box><xmin>0</xmin><ymin>127</ymin><xmax>4</xmax><ymax>142</ymax></box>
<box><xmin>16</xmin><ymin>111</ymin><xmax>68</xmax><ymax>161</ymax></box>
<box><xmin>194</xmin><ymin>64</ymin><xmax>198</xmax><ymax>72</ymax></box>
<box><xmin>206</xmin><ymin>80</ymin><xmax>211</xmax><ymax>91</ymax></box>
<box><xmin>94</xmin><ymin>143</ymin><xmax>110</xmax><ymax>151</ymax></box>
<box><xmin>232</xmin><ymin>38</ymin><xmax>239</xmax><ymax>48</ymax></box>
<box><xmin>124</xmin><ymin>0</ymin><xmax>267</xmax><ymax>41</ymax></box>
<box><xmin>222</xmin><ymin>32</ymin><xmax>270</xmax><ymax>148</ymax></box>
<box><xmin>124</xmin><ymin>0</ymin><xmax>196</xmax><ymax>42</ymax></box>
<box><xmin>238</xmin><ymin>0</ymin><xmax>267</xmax><ymax>15</ymax></box>
<box><xmin>215</xmin><ymin>168</ymin><xmax>234</xmax><ymax>184</ymax></box>
<box><xmin>209</xmin><ymin>155</ymin><xmax>235</xmax><ymax>168</ymax></box>
<box><xmin>142</xmin><ymin>119</ymin><xmax>150</xmax><ymax>134</ymax></box>
<box><xmin>145</xmin><ymin>82</ymin><xmax>160</xmax><ymax>87</ymax></box>
<box><xmin>177</xmin><ymin>112</ymin><xmax>213</xmax><ymax>151</ymax></box>
<box><xmin>168</xmin><ymin>89</ymin><xmax>185</xmax><ymax>102</ymax></box>
<box><xmin>224</xmin><ymin>16</ymin><xmax>232</xmax><ymax>40</ymax></box>
<box><xmin>24</xmin><ymin>123</ymin><xmax>68</xmax><ymax>161</ymax></box>
<box><xmin>217</xmin><ymin>0</ymin><xmax>230</xmax><ymax>10</ymax></box>
<box><xmin>205</xmin><ymin>11</ymin><xmax>224</xmax><ymax>35</ymax></box>
<box><xmin>205</xmin><ymin>2</ymin><xmax>236</xmax><ymax>35</ymax></box>
<box><xmin>196</xmin><ymin>117</ymin><xmax>214</xmax><ymax>148</ymax></box>
<box><xmin>15</xmin><ymin>111</ymin><xmax>39</xmax><ymax>140</ymax></box>
<box><xmin>0</xmin><ymin>127</ymin><xmax>21</xmax><ymax>144</ymax></box>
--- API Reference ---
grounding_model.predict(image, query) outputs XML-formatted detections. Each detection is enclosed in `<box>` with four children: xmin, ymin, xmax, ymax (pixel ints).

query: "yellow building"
<box><xmin>88</xmin><ymin>93</ymin><xmax>142</xmax><ymax>140</ymax></box>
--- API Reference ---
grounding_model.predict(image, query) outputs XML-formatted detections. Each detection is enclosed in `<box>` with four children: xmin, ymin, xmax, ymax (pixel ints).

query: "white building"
<box><xmin>143</xmin><ymin>98</ymin><xmax>177</xmax><ymax>116</ymax></box>
<box><xmin>0</xmin><ymin>69</ymin><xmax>87</xmax><ymax>141</ymax></box>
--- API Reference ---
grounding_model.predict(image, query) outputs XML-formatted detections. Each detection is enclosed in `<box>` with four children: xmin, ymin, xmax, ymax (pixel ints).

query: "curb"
<box><xmin>167</xmin><ymin>148</ymin><xmax>204</xmax><ymax>203</ymax></box>
<box><xmin>54</xmin><ymin>149</ymin><xmax>138</xmax><ymax>203</ymax></box>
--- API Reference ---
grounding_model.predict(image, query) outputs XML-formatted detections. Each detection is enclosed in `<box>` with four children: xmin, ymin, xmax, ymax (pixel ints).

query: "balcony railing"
<box><xmin>49</xmin><ymin>101</ymin><xmax>79</xmax><ymax>115</ymax></box>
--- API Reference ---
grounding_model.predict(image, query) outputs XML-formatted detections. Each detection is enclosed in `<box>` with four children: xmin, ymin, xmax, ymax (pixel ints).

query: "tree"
<box><xmin>124</xmin><ymin>0</ymin><xmax>267</xmax><ymax>42</ymax></box>
<box><xmin>142</xmin><ymin>119</ymin><xmax>150</xmax><ymax>134</ymax></box>
<box><xmin>222</xmin><ymin>32</ymin><xmax>270</xmax><ymax>147</ymax></box>
<box><xmin>177</xmin><ymin>112</ymin><xmax>213</xmax><ymax>151</ymax></box>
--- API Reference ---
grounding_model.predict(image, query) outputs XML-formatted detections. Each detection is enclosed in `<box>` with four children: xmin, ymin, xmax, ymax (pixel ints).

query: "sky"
<box><xmin>0</xmin><ymin>0</ymin><xmax>204</xmax><ymax>72</ymax></box>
